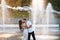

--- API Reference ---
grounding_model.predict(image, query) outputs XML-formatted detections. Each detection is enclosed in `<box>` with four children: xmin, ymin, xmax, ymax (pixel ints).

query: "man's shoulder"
<box><xmin>27</xmin><ymin>21</ymin><xmax>31</xmax><ymax>23</ymax></box>
<box><xmin>26</xmin><ymin>21</ymin><xmax>32</xmax><ymax>24</ymax></box>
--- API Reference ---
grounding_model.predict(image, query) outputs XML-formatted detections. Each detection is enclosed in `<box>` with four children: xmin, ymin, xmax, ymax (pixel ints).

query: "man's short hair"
<box><xmin>23</xmin><ymin>18</ymin><xmax>26</xmax><ymax>20</ymax></box>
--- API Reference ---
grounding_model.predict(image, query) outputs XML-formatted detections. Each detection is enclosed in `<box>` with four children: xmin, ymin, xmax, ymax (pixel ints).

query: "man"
<box><xmin>22</xmin><ymin>18</ymin><xmax>36</xmax><ymax>40</ymax></box>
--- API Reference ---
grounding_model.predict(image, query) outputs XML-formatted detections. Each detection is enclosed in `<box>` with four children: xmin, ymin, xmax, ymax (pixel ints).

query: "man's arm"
<box><xmin>28</xmin><ymin>25</ymin><xmax>32</xmax><ymax>28</ymax></box>
<box><xmin>27</xmin><ymin>21</ymin><xmax>32</xmax><ymax>29</ymax></box>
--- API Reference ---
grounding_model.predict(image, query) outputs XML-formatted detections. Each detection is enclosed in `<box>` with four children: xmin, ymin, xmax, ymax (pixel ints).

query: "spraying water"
<box><xmin>46</xmin><ymin>3</ymin><xmax>56</xmax><ymax>24</ymax></box>
<box><xmin>31</xmin><ymin>0</ymin><xmax>46</xmax><ymax>24</ymax></box>
<box><xmin>0</xmin><ymin>0</ymin><xmax>59</xmax><ymax>35</ymax></box>
<box><xmin>46</xmin><ymin>3</ymin><xmax>52</xmax><ymax>24</ymax></box>
<box><xmin>1</xmin><ymin>0</ymin><xmax>6</xmax><ymax>33</ymax></box>
<box><xmin>31</xmin><ymin>0</ymin><xmax>49</xmax><ymax>35</ymax></box>
<box><xmin>31</xmin><ymin>0</ymin><xmax>38</xmax><ymax>25</ymax></box>
<box><xmin>1</xmin><ymin>0</ymin><xmax>6</xmax><ymax>25</ymax></box>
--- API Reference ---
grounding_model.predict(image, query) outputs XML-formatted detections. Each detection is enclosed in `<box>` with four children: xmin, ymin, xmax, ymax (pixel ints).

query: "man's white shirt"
<box><xmin>26</xmin><ymin>21</ymin><xmax>34</xmax><ymax>33</ymax></box>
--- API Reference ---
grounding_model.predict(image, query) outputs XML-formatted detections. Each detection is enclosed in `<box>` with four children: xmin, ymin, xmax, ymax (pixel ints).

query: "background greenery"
<box><xmin>48</xmin><ymin>0</ymin><xmax>60</xmax><ymax>18</ymax></box>
<box><xmin>5</xmin><ymin>0</ymin><xmax>31</xmax><ymax>18</ymax></box>
<box><xmin>9</xmin><ymin>9</ymin><xmax>29</xmax><ymax>18</ymax></box>
<box><xmin>5</xmin><ymin>0</ymin><xmax>60</xmax><ymax>18</ymax></box>
<box><xmin>6</xmin><ymin>0</ymin><xmax>60</xmax><ymax>11</ymax></box>
<box><xmin>49</xmin><ymin>0</ymin><xmax>60</xmax><ymax>11</ymax></box>
<box><xmin>6</xmin><ymin>0</ymin><xmax>31</xmax><ymax>7</ymax></box>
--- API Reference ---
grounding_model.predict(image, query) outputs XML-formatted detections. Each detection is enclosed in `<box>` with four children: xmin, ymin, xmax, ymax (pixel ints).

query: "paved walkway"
<box><xmin>0</xmin><ymin>33</ymin><xmax>59</xmax><ymax>40</ymax></box>
<box><xmin>0</xmin><ymin>25</ymin><xmax>60</xmax><ymax>40</ymax></box>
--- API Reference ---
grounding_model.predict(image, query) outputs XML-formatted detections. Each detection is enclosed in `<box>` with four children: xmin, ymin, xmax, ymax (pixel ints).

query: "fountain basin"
<box><xmin>0</xmin><ymin>24</ymin><xmax>59</xmax><ymax>34</ymax></box>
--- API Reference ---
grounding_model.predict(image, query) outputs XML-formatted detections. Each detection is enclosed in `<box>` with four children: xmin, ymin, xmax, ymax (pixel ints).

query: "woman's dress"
<box><xmin>21</xmin><ymin>23</ymin><xmax>28</xmax><ymax>40</ymax></box>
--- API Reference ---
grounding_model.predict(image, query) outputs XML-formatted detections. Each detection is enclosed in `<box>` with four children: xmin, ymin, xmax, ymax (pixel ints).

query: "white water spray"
<box><xmin>0</xmin><ymin>0</ymin><xmax>6</xmax><ymax>33</ymax></box>
<box><xmin>31</xmin><ymin>0</ymin><xmax>48</xmax><ymax>35</ymax></box>
<box><xmin>31</xmin><ymin>0</ymin><xmax>38</xmax><ymax>25</ymax></box>
<box><xmin>1</xmin><ymin>0</ymin><xmax>6</xmax><ymax>25</ymax></box>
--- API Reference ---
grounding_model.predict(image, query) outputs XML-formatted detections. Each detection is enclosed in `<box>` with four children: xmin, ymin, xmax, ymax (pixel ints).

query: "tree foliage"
<box><xmin>6</xmin><ymin>0</ymin><xmax>22</xmax><ymax>7</ymax></box>
<box><xmin>5</xmin><ymin>0</ymin><xmax>60</xmax><ymax>18</ymax></box>
<box><xmin>5</xmin><ymin>0</ymin><xmax>31</xmax><ymax>18</ymax></box>
<box><xmin>21</xmin><ymin>0</ymin><xmax>31</xmax><ymax>7</ymax></box>
<box><xmin>6</xmin><ymin>0</ymin><xmax>31</xmax><ymax>7</ymax></box>
<box><xmin>9</xmin><ymin>9</ymin><xmax>29</xmax><ymax>18</ymax></box>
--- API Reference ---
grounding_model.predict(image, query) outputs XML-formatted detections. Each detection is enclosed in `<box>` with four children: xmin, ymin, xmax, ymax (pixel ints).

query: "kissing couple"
<box><xmin>19</xmin><ymin>18</ymin><xmax>36</xmax><ymax>40</ymax></box>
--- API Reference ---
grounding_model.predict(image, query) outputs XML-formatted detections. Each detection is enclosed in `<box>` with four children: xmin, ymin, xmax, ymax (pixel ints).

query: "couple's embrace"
<box><xmin>19</xmin><ymin>18</ymin><xmax>36</xmax><ymax>40</ymax></box>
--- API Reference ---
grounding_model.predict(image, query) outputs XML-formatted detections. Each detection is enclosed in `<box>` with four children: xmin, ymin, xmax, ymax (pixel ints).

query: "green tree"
<box><xmin>6</xmin><ymin>0</ymin><xmax>31</xmax><ymax>7</ymax></box>
<box><xmin>6</xmin><ymin>0</ymin><xmax>22</xmax><ymax>7</ymax></box>
<box><xmin>9</xmin><ymin>9</ymin><xmax>29</xmax><ymax>18</ymax></box>
<box><xmin>21</xmin><ymin>0</ymin><xmax>31</xmax><ymax>7</ymax></box>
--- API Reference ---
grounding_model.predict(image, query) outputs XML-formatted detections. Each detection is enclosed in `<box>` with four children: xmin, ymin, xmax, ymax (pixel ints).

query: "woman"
<box><xmin>19</xmin><ymin>20</ymin><xmax>28</xmax><ymax>40</ymax></box>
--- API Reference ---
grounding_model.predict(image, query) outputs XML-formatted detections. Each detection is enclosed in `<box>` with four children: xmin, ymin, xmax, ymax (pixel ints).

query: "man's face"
<box><xmin>22</xmin><ymin>20</ymin><xmax>26</xmax><ymax>23</ymax></box>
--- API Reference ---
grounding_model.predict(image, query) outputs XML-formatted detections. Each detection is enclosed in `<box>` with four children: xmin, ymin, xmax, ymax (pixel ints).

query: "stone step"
<box><xmin>0</xmin><ymin>27</ymin><xmax>60</xmax><ymax>35</ymax></box>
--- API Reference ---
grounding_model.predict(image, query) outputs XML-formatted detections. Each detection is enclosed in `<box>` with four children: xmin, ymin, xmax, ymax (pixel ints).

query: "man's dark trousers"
<box><xmin>28</xmin><ymin>31</ymin><xmax>36</xmax><ymax>40</ymax></box>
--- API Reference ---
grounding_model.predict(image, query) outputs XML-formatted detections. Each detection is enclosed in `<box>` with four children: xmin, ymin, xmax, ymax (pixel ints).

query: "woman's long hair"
<box><xmin>19</xmin><ymin>20</ymin><xmax>22</xmax><ymax>30</ymax></box>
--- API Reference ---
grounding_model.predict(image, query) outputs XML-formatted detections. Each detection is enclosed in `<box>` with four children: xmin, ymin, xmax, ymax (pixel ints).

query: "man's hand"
<box><xmin>28</xmin><ymin>25</ymin><xmax>32</xmax><ymax>28</ymax></box>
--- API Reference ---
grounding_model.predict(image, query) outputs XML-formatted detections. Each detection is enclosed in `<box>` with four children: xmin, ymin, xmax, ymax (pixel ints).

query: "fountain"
<box><xmin>0</xmin><ymin>0</ymin><xmax>31</xmax><ymax>33</ymax></box>
<box><xmin>31</xmin><ymin>0</ymin><xmax>59</xmax><ymax>40</ymax></box>
<box><xmin>31</xmin><ymin>0</ymin><xmax>59</xmax><ymax>35</ymax></box>
<box><xmin>0</xmin><ymin>0</ymin><xmax>6</xmax><ymax>33</ymax></box>
<box><xmin>0</xmin><ymin>0</ymin><xmax>59</xmax><ymax>40</ymax></box>
<box><xmin>31</xmin><ymin>0</ymin><xmax>46</xmax><ymax>24</ymax></box>
<box><xmin>1</xmin><ymin>0</ymin><xmax>6</xmax><ymax>25</ymax></box>
<box><xmin>0</xmin><ymin>0</ymin><xmax>59</xmax><ymax>35</ymax></box>
<box><xmin>46</xmin><ymin>3</ymin><xmax>55</xmax><ymax>24</ymax></box>
<box><xmin>31</xmin><ymin>0</ymin><xmax>49</xmax><ymax>35</ymax></box>
<box><xmin>0</xmin><ymin>0</ymin><xmax>19</xmax><ymax>33</ymax></box>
